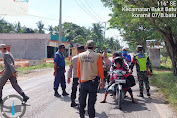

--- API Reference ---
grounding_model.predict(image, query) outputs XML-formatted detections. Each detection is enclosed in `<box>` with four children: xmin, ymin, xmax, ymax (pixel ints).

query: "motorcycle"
<box><xmin>108</xmin><ymin>70</ymin><xmax>127</xmax><ymax>110</ymax></box>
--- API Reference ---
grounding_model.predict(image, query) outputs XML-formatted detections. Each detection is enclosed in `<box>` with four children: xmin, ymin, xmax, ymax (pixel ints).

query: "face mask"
<box><xmin>0</xmin><ymin>50</ymin><xmax>2</xmax><ymax>54</ymax></box>
<box><xmin>123</xmin><ymin>51</ymin><xmax>127</xmax><ymax>54</ymax></box>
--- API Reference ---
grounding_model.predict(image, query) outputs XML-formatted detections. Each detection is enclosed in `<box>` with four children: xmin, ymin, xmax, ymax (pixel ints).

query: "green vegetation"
<box><xmin>107</xmin><ymin>53</ymin><xmax>112</xmax><ymax>58</ymax></box>
<box><xmin>101</xmin><ymin>0</ymin><xmax>177</xmax><ymax>75</ymax></box>
<box><xmin>150</xmin><ymin>58</ymin><xmax>177</xmax><ymax>111</ymax></box>
<box><xmin>0</xmin><ymin>18</ymin><xmax>122</xmax><ymax>52</ymax></box>
<box><xmin>16</xmin><ymin>63</ymin><xmax>54</xmax><ymax>72</ymax></box>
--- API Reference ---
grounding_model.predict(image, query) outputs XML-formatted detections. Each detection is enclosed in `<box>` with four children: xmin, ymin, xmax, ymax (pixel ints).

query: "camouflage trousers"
<box><xmin>137</xmin><ymin>71</ymin><xmax>150</xmax><ymax>93</ymax></box>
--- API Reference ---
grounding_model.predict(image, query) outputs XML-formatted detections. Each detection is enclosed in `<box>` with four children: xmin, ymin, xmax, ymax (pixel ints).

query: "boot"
<box><xmin>80</xmin><ymin>114</ymin><xmax>85</xmax><ymax>118</ymax></box>
<box><xmin>62</xmin><ymin>90</ymin><xmax>69</xmax><ymax>96</ymax></box>
<box><xmin>0</xmin><ymin>98</ymin><xmax>3</xmax><ymax>104</ymax></box>
<box><xmin>137</xmin><ymin>92</ymin><xmax>144</xmax><ymax>97</ymax></box>
<box><xmin>71</xmin><ymin>99</ymin><xmax>78</xmax><ymax>107</ymax></box>
<box><xmin>147</xmin><ymin>89</ymin><xmax>151</xmax><ymax>96</ymax></box>
<box><xmin>22</xmin><ymin>92</ymin><xmax>29</xmax><ymax>103</ymax></box>
<box><xmin>54</xmin><ymin>91</ymin><xmax>61</xmax><ymax>97</ymax></box>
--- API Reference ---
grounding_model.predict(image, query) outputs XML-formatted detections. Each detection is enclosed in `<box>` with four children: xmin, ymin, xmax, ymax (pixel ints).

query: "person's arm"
<box><xmin>97</xmin><ymin>55</ymin><xmax>105</xmax><ymax>88</ymax></box>
<box><xmin>53</xmin><ymin>54</ymin><xmax>59</xmax><ymax>76</ymax></box>
<box><xmin>130</xmin><ymin>56</ymin><xmax>135</xmax><ymax>71</ymax></box>
<box><xmin>67</xmin><ymin>59</ymin><xmax>73</xmax><ymax>84</ymax></box>
<box><xmin>4</xmin><ymin>54</ymin><xmax>16</xmax><ymax>74</ymax></box>
<box><xmin>77</xmin><ymin>57</ymin><xmax>81</xmax><ymax>82</ymax></box>
<box><xmin>147</xmin><ymin>57</ymin><xmax>152</xmax><ymax>73</ymax></box>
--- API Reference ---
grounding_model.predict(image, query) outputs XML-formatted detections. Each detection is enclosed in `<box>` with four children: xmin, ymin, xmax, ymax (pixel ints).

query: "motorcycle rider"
<box><xmin>100</xmin><ymin>57</ymin><xmax>137</xmax><ymax>104</ymax></box>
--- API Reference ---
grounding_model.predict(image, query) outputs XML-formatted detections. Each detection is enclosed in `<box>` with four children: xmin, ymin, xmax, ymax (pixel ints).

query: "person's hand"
<box><xmin>67</xmin><ymin>78</ymin><xmax>71</xmax><ymax>84</ymax></box>
<box><xmin>53</xmin><ymin>71</ymin><xmax>57</xmax><ymax>76</ymax></box>
<box><xmin>13</xmin><ymin>72</ymin><xmax>17</xmax><ymax>78</ymax></box>
<box><xmin>129</xmin><ymin>70</ymin><xmax>132</xmax><ymax>74</ymax></box>
<box><xmin>0</xmin><ymin>70</ymin><xmax>4</xmax><ymax>75</ymax></box>
<box><xmin>100</xmin><ymin>81</ymin><xmax>104</xmax><ymax>89</ymax></box>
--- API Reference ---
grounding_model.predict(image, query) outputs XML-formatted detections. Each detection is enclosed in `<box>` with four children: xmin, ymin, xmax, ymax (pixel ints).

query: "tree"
<box><xmin>14</xmin><ymin>22</ymin><xmax>21</xmax><ymax>33</ymax></box>
<box><xmin>36</xmin><ymin>20</ymin><xmax>45</xmax><ymax>33</ymax></box>
<box><xmin>48</xmin><ymin>25</ymin><xmax>54</xmax><ymax>34</ymax></box>
<box><xmin>101</xmin><ymin>0</ymin><xmax>177</xmax><ymax>75</ymax></box>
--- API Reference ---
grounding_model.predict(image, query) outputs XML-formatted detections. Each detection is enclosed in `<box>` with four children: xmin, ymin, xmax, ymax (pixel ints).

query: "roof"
<box><xmin>0</xmin><ymin>33</ymin><xmax>50</xmax><ymax>40</ymax></box>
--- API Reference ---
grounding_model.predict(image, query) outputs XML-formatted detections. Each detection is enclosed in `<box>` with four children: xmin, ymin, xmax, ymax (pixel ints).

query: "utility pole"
<box><xmin>59</xmin><ymin>0</ymin><xmax>62</xmax><ymax>45</ymax></box>
<box><xmin>103</xmin><ymin>22</ymin><xmax>107</xmax><ymax>44</ymax></box>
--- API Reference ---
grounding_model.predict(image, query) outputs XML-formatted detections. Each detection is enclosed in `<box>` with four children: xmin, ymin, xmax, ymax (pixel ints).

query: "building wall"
<box><xmin>0</xmin><ymin>34</ymin><xmax>50</xmax><ymax>60</ymax></box>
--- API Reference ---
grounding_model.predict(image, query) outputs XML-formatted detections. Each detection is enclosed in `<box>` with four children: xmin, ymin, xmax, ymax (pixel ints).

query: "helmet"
<box><xmin>114</xmin><ymin>56</ymin><xmax>123</xmax><ymax>66</ymax></box>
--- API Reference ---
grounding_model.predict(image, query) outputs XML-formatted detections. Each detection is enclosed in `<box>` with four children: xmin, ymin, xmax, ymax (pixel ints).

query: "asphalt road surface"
<box><xmin>0</xmin><ymin>66</ymin><xmax>176</xmax><ymax>118</ymax></box>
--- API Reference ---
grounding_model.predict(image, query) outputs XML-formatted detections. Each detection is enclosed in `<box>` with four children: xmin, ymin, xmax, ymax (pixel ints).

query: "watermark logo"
<box><xmin>14</xmin><ymin>0</ymin><xmax>29</xmax><ymax>2</ymax></box>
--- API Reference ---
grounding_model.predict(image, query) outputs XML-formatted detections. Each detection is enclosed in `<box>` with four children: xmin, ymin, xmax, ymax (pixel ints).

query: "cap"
<box><xmin>59</xmin><ymin>44</ymin><xmax>65</xmax><ymax>49</ymax></box>
<box><xmin>136</xmin><ymin>45</ymin><xmax>143</xmax><ymax>49</ymax></box>
<box><xmin>86</xmin><ymin>40</ymin><xmax>95</xmax><ymax>47</ymax></box>
<box><xmin>0</xmin><ymin>44</ymin><xmax>6</xmax><ymax>49</ymax></box>
<box><xmin>122</xmin><ymin>47</ymin><xmax>128</xmax><ymax>51</ymax></box>
<box><xmin>77</xmin><ymin>45</ymin><xmax>85</xmax><ymax>50</ymax></box>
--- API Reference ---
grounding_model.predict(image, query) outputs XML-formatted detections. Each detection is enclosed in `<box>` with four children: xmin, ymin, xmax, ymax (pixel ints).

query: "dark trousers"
<box><xmin>71</xmin><ymin>78</ymin><xmax>79</xmax><ymax>101</ymax></box>
<box><xmin>0</xmin><ymin>75</ymin><xmax>23</xmax><ymax>98</ymax></box>
<box><xmin>53</xmin><ymin>68</ymin><xmax>66</xmax><ymax>92</ymax></box>
<box><xmin>79</xmin><ymin>79</ymin><xmax>99</xmax><ymax>118</ymax></box>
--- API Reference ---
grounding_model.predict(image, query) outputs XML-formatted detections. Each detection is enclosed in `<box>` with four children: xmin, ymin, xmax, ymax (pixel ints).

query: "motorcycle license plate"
<box><xmin>115</xmin><ymin>79</ymin><xmax>126</xmax><ymax>84</ymax></box>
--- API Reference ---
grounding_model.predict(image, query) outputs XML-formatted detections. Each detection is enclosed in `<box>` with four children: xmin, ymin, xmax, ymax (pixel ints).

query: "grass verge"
<box><xmin>150</xmin><ymin>67</ymin><xmax>177</xmax><ymax>111</ymax></box>
<box><xmin>16</xmin><ymin>58</ymin><xmax>70</xmax><ymax>72</ymax></box>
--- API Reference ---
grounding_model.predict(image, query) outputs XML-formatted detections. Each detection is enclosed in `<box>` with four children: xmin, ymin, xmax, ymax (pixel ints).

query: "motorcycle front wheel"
<box><xmin>116</xmin><ymin>87</ymin><xmax>122</xmax><ymax>110</ymax></box>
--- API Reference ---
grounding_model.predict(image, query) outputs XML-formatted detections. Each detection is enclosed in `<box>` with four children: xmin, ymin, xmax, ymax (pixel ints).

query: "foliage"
<box><xmin>150</xmin><ymin>70</ymin><xmax>177</xmax><ymax>111</ymax></box>
<box><xmin>101</xmin><ymin>0</ymin><xmax>177</xmax><ymax>75</ymax></box>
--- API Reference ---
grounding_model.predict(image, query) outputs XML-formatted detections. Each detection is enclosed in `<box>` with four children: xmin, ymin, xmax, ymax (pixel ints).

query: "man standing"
<box><xmin>0</xmin><ymin>44</ymin><xmax>29</xmax><ymax>104</ymax></box>
<box><xmin>67</xmin><ymin>46</ymin><xmax>85</xmax><ymax>107</ymax></box>
<box><xmin>53</xmin><ymin>44</ymin><xmax>69</xmax><ymax>97</ymax></box>
<box><xmin>77</xmin><ymin>40</ymin><xmax>104</xmax><ymax>118</ymax></box>
<box><xmin>131</xmin><ymin>45</ymin><xmax>152</xmax><ymax>97</ymax></box>
<box><xmin>122</xmin><ymin>47</ymin><xmax>131</xmax><ymax>65</ymax></box>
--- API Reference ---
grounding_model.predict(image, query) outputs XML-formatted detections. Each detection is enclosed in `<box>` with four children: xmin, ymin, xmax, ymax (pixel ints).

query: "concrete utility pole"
<box><xmin>59</xmin><ymin>0</ymin><xmax>62</xmax><ymax>45</ymax></box>
<box><xmin>103</xmin><ymin>22</ymin><xmax>107</xmax><ymax>43</ymax></box>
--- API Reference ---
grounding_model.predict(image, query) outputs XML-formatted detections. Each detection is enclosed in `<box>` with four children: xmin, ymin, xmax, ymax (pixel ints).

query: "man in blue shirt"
<box><xmin>53</xmin><ymin>45</ymin><xmax>69</xmax><ymax>97</ymax></box>
<box><xmin>122</xmin><ymin>47</ymin><xmax>131</xmax><ymax>66</ymax></box>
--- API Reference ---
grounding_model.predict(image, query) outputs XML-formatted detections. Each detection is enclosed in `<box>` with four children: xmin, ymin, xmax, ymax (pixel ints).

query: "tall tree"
<box><xmin>101</xmin><ymin>0</ymin><xmax>177</xmax><ymax>75</ymax></box>
<box><xmin>36</xmin><ymin>20</ymin><xmax>45</xmax><ymax>33</ymax></box>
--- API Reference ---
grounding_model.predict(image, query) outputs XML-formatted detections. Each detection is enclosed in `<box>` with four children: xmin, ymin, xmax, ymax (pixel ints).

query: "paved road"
<box><xmin>0</xmin><ymin>67</ymin><xmax>176</xmax><ymax>118</ymax></box>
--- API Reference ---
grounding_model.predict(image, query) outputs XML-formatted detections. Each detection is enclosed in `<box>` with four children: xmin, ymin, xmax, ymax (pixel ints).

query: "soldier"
<box><xmin>0</xmin><ymin>44</ymin><xmax>29</xmax><ymax>104</ymax></box>
<box><xmin>131</xmin><ymin>45</ymin><xmax>152</xmax><ymax>97</ymax></box>
<box><xmin>53</xmin><ymin>44</ymin><xmax>69</xmax><ymax>97</ymax></box>
<box><xmin>77</xmin><ymin>40</ymin><xmax>104</xmax><ymax>118</ymax></box>
<box><xmin>67</xmin><ymin>46</ymin><xmax>85</xmax><ymax>107</ymax></box>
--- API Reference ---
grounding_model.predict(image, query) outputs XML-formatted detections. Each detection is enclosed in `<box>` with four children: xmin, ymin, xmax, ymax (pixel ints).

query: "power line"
<box><xmin>74</xmin><ymin>0</ymin><xmax>100</xmax><ymax>22</ymax></box>
<box><xmin>83</xmin><ymin>0</ymin><xmax>105</xmax><ymax>22</ymax></box>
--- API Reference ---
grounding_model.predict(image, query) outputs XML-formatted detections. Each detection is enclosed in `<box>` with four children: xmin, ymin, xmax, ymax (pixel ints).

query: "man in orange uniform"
<box><xmin>77</xmin><ymin>40</ymin><xmax>104</xmax><ymax>118</ymax></box>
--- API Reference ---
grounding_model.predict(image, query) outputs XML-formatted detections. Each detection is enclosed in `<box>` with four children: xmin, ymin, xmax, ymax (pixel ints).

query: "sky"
<box><xmin>0</xmin><ymin>0</ymin><xmax>127</xmax><ymax>46</ymax></box>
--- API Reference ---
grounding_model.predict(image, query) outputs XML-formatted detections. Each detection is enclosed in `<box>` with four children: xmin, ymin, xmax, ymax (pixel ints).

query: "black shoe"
<box><xmin>23</xmin><ymin>95</ymin><xmax>29</xmax><ymax>103</ymax></box>
<box><xmin>71</xmin><ymin>102</ymin><xmax>78</xmax><ymax>107</ymax></box>
<box><xmin>0</xmin><ymin>98</ymin><xmax>3</xmax><ymax>105</ymax></box>
<box><xmin>137</xmin><ymin>92</ymin><xmax>144</xmax><ymax>97</ymax></box>
<box><xmin>54</xmin><ymin>92</ymin><xmax>61</xmax><ymax>97</ymax></box>
<box><xmin>62</xmin><ymin>92</ymin><xmax>69</xmax><ymax>96</ymax></box>
<box><xmin>21</xmin><ymin>92</ymin><xmax>29</xmax><ymax>103</ymax></box>
<box><xmin>147</xmin><ymin>90</ymin><xmax>151</xmax><ymax>96</ymax></box>
<box><xmin>80</xmin><ymin>114</ymin><xmax>85</xmax><ymax>118</ymax></box>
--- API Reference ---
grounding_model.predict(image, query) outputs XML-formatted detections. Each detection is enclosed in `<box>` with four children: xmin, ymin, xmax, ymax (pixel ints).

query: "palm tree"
<box><xmin>36</xmin><ymin>20</ymin><xmax>44</xmax><ymax>33</ymax></box>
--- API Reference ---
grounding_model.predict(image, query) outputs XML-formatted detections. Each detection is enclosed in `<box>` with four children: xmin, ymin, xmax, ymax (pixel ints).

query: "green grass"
<box><xmin>150</xmin><ymin>59</ymin><xmax>177</xmax><ymax>111</ymax></box>
<box><xmin>16</xmin><ymin>58</ymin><xmax>70</xmax><ymax>72</ymax></box>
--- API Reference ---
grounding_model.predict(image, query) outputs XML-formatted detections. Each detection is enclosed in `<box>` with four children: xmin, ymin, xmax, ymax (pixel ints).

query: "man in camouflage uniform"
<box><xmin>131</xmin><ymin>45</ymin><xmax>152</xmax><ymax>97</ymax></box>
